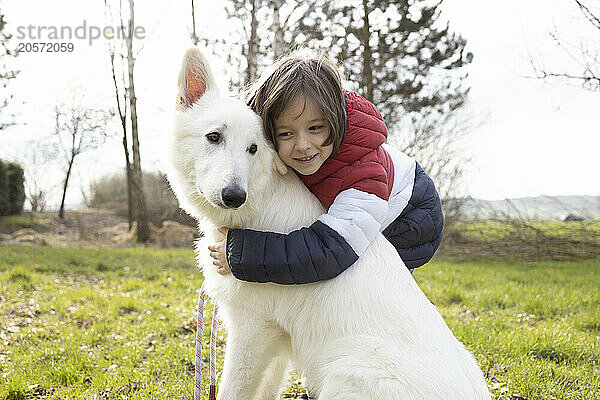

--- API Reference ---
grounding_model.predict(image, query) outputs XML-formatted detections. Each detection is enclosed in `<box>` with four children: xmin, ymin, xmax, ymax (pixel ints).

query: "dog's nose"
<box><xmin>221</xmin><ymin>185</ymin><xmax>247</xmax><ymax>208</ymax></box>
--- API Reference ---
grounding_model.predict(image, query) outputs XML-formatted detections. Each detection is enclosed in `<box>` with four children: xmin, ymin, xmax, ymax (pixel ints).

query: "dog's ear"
<box><xmin>177</xmin><ymin>48</ymin><xmax>218</xmax><ymax>110</ymax></box>
<box><xmin>273</xmin><ymin>154</ymin><xmax>288</xmax><ymax>175</ymax></box>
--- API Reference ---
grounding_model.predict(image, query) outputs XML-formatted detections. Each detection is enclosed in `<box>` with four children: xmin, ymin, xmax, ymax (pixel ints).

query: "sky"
<box><xmin>0</xmin><ymin>0</ymin><xmax>599</xmax><ymax>207</ymax></box>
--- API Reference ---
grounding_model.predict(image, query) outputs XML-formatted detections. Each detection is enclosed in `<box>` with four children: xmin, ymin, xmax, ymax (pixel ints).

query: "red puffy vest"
<box><xmin>300</xmin><ymin>91</ymin><xmax>395</xmax><ymax>209</ymax></box>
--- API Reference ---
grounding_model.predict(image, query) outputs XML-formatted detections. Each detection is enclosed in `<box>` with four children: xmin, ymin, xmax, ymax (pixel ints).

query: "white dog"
<box><xmin>167</xmin><ymin>48</ymin><xmax>491</xmax><ymax>400</ymax></box>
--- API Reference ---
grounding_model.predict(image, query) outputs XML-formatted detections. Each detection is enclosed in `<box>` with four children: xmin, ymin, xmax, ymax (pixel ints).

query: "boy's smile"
<box><xmin>274</xmin><ymin>96</ymin><xmax>333</xmax><ymax>175</ymax></box>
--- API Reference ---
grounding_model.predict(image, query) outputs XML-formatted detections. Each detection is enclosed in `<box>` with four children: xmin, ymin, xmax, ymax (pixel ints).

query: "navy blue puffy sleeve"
<box><xmin>226</xmin><ymin>221</ymin><xmax>359</xmax><ymax>284</ymax></box>
<box><xmin>382</xmin><ymin>162</ymin><xmax>444</xmax><ymax>269</ymax></box>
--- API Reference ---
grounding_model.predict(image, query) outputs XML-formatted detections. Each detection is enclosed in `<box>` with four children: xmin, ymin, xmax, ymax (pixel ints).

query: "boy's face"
<box><xmin>274</xmin><ymin>96</ymin><xmax>333</xmax><ymax>176</ymax></box>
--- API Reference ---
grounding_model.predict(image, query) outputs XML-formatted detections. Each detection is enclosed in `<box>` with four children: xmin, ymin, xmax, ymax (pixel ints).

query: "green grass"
<box><xmin>0</xmin><ymin>246</ymin><xmax>599</xmax><ymax>399</ymax></box>
<box><xmin>418</xmin><ymin>258</ymin><xmax>600</xmax><ymax>399</ymax></box>
<box><xmin>0</xmin><ymin>246</ymin><xmax>204</xmax><ymax>399</ymax></box>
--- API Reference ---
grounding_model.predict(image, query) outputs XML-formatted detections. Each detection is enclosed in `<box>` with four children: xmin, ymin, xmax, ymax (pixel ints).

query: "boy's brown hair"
<box><xmin>245</xmin><ymin>52</ymin><xmax>347</xmax><ymax>154</ymax></box>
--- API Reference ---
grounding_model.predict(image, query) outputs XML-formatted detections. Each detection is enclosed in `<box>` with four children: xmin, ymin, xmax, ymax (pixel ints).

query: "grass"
<box><xmin>0</xmin><ymin>246</ymin><xmax>599</xmax><ymax>399</ymax></box>
<box><xmin>0</xmin><ymin>246</ymin><xmax>205</xmax><ymax>399</ymax></box>
<box><xmin>420</xmin><ymin>258</ymin><xmax>600</xmax><ymax>399</ymax></box>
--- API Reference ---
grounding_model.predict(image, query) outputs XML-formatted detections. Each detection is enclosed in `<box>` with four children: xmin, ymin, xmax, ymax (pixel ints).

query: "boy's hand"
<box><xmin>208</xmin><ymin>227</ymin><xmax>231</xmax><ymax>275</ymax></box>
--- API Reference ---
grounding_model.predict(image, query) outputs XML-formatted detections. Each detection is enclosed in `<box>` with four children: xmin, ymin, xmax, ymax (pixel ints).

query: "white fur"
<box><xmin>167</xmin><ymin>48</ymin><xmax>491</xmax><ymax>400</ymax></box>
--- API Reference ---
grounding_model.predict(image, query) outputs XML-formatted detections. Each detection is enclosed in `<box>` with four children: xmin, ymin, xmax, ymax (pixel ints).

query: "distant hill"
<box><xmin>459</xmin><ymin>195</ymin><xmax>600</xmax><ymax>221</ymax></box>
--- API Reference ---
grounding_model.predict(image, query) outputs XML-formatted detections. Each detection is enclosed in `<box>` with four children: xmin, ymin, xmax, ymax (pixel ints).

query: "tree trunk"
<box><xmin>361</xmin><ymin>0</ymin><xmax>373</xmax><ymax>101</ymax></box>
<box><xmin>245</xmin><ymin>0</ymin><xmax>259</xmax><ymax>85</ymax></box>
<box><xmin>59</xmin><ymin>155</ymin><xmax>75</xmax><ymax>220</ymax></box>
<box><xmin>271</xmin><ymin>0</ymin><xmax>284</xmax><ymax>59</ymax></box>
<box><xmin>124</xmin><ymin>140</ymin><xmax>134</xmax><ymax>229</ymax></box>
<box><xmin>110</xmin><ymin>51</ymin><xmax>134</xmax><ymax>229</ymax></box>
<box><xmin>126</xmin><ymin>0</ymin><xmax>151</xmax><ymax>242</ymax></box>
<box><xmin>191</xmin><ymin>0</ymin><xmax>199</xmax><ymax>45</ymax></box>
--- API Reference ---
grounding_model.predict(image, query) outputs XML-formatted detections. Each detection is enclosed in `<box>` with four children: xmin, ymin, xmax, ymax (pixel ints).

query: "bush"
<box><xmin>0</xmin><ymin>160</ymin><xmax>8</xmax><ymax>215</ymax></box>
<box><xmin>7</xmin><ymin>162</ymin><xmax>25</xmax><ymax>215</ymax></box>
<box><xmin>89</xmin><ymin>170</ymin><xmax>195</xmax><ymax>226</ymax></box>
<box><xmin>89</xmin><ymin>173</ymin><xmax>127</xmax><ymax>209</ymax></box>
<box><xmin>0</xmin><ymin>160</ymin><xmax>25</xmax><ymax>216</ymax></box>
<box><xmin>28</xmin><ymin>189</ymin><xmax>47</xmax><ymax>212</ymax></box>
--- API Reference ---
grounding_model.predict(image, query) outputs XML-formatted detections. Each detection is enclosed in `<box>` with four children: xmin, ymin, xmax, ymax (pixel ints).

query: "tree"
<box><xmin>105</xmin><ymin>0</ymin><xmax>134</xmax><ymax>229</ymax></box>
<box><xmin>124</xmin><ymin>0</ymin><xmax>151</xmax><ymax>242</ymax></box>
<box><xmin>294</xmin><ymin>0</ymin><xmax>472</xmax><ymax>126</ymax></box>
<box><xmin>209</xmin><ymin>0</ymin><xmax>266</xmax><ymax>90</ymax></box>
<box><xmin>199</xmin><ymin>0</ymin><xmax>321</xmax><ymax>91</ymax></box>
<box><xmin>108</xmin><ymin>49</ymin><xmax>134</xmax><ymax>228</ymax></box>
<box><xmin>6</xmin><ymin>162</ymin><xmax>24</xmax><ymax>215</ymax></box>
<box><xmin>0</xmin><ymin>160</ymin><xmax>25</xmax><ymax>216</ymax></box>
<box><xmin>0</xmin><ymin>160</ymin><xmax>8</xmax><ymax>214</ymax></box>
<box><xmin>19</xmin><ymin>140</ymin><xmax>55</xmax><ymax>213</ymax></box>
<box><xmin>104</xmin><ymin>0</ymin><xmax>151</xmax><ymax>241</ymax></box>
<box><xmin>54</xmin><ymin>104</ymin><xmax>112</xmax><ymax>219</ymax></box>
<box><xmin>0</xmin><ymin>7</ymin><xmax>19</xmax><ymax>131</ymax></box>
<box><xmin>209</xmin><ymin>0</ymin><xmax>472</xmax><ymax>121</ymax></box>
<box><xmin>532</xmin><ymin>0</ymin><xmax>600</xmax><ymax>92</ymax></box>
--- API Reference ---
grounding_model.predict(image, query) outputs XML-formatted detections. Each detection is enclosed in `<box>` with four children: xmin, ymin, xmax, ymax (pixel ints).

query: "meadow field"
<box><xmin>0</xmin><ymin>245</ymin><xmax>599</xmax><ymax>399</ymax></box>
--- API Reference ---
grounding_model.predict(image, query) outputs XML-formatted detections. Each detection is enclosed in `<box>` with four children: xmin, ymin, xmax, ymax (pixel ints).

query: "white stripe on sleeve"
<box><xmin>381</xmin><ymin>143</ymin><xmax>417</xmax><ymax>230</ymax></box>
<box><xmin>317</xmin><ymin>188</ymin><xmax>388</xmax><ymax>256</ymax></box>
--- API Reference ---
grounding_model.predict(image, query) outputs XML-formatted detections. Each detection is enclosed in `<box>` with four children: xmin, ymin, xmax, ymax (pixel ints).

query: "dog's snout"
<box><xmin>221</xmin><ymin>185</ymin><xmax>247</xmax><ymax>208</ymax></box>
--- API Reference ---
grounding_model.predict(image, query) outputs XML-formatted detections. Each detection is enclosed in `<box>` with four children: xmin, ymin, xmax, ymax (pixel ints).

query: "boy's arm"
<box><xmin>226</xmin><ymin>189</ymin><xmax>388</xmax><ymax>285</ymax></box>
<box><xmin>382</xmin><ymin>162</ymin><xmax>444</xmax><ymax>269</ymax></box>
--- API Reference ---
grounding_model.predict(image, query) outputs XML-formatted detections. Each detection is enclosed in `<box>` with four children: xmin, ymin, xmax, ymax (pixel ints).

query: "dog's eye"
<box><xmin>248</xmin><ymin>144</ymin><xmax>257</xmax><ymax>155</ymax></box>
<box><xmin>206</xmin><ymin>132</ymin><xmax>220</xmax><ymax>143</ymax></box>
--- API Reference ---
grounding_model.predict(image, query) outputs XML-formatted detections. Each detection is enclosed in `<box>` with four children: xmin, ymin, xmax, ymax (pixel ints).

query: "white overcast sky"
<box><xmin>0</xmin><ymin>0</ymin><xmax>599</xmax><ymax>206</ymax></box>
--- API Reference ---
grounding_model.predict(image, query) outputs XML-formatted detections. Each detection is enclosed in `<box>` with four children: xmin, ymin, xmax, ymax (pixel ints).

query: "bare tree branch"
<box><xmin>535</xmin><ymin>70</ymin><xmax>600</xmax><ymax>87</ymax></box>
<box><xmin>53</xmin><ymin>103</ymin><xmax>113</xmax><ymax>219</ymax></box>
<box><xmin>575</xmin><ymin>0</ymin><xmax>600</xmax><ymax>29</ymax></box>
<box><xmin>531</xmin><ymin>0</ymin><xmax>600</xmax><ymax>91</ymax></box>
